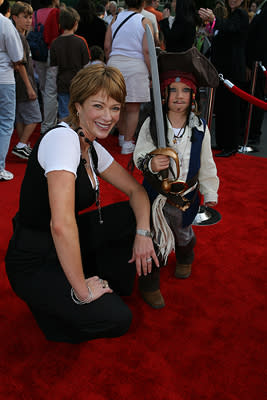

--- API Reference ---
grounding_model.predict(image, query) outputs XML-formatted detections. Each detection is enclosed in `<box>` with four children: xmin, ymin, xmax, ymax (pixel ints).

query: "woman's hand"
<box><xmin>151</xmin><ymin>155</ymin><xmax>170</xmax><ymax>173</ymax></box>
<box><xmin>198</xmin><ymin>8</ymin><xmax>215</xmax><ymax>23</ymax></box>
<box><xmin>84</xmin><ymin>276</ymin><xmax>113</xmax><ymax>301</ymax></box>
<box><xmin>101</xmin><ymin>160</ymin><xmax>159</xmax><ymax>276</ymax></box>
<box><xmin>128</xmin><ymin>235</ymin><xmax>159</xmax><ymax>277</ymax></box>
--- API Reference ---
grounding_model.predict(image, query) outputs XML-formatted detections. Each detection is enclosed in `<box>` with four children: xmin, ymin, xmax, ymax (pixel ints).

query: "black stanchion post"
<box><xmin>239</xmin><ymin>61</ymin><xmax>259</xmax><ymax>153</ymax></box>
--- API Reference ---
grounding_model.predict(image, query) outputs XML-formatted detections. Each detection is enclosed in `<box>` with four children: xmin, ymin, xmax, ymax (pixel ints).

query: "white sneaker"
<box><xmin>118</xmin><ymin>134</ymin><xmax>124</xmax><ymax>147</ymax></box>
<box><xmin>0</xmin><ymin>169</ymin><xmax>14</xmax><ymax>181</ymax></box>
<box><xmin>121</xmin><ymin>141</ymin><xmax>135</xmax><ymax>155</ymax></box>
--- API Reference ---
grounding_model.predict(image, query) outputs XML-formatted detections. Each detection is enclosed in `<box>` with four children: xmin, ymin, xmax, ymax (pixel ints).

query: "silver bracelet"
<box><xmin>136</xmin><ymin>229</ymin><xmax>152</xmax><ymax>238</ymax></box>
<box><xmin>71</xmin><ymin>284</ymin><xmax>93</xmax><ymax>305</ymax></box>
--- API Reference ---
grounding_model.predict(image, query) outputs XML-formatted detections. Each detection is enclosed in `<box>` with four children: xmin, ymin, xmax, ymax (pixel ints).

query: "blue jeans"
<box><xmin>0</xmin><ymin>84</ymin><xmax>16</xmax><ymax>171</ymax></box>
<box><xmin>58</xmin><ymin>93</ymin><xmax>70</xmax><ymax>120</ymax></box>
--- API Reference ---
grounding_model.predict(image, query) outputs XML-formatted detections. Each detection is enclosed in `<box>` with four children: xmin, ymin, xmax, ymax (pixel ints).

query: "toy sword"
<box><xmin>145</xmin><ymin>25</ymin><xmax>183</xmax><ymax>193</ymax></box>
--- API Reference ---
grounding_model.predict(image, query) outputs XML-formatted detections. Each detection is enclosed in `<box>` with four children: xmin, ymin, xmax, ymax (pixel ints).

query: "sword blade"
<box><xmin>145</xmin><ymin>24</ymin><xmax>166</xmax><ymax>148</ymax></box>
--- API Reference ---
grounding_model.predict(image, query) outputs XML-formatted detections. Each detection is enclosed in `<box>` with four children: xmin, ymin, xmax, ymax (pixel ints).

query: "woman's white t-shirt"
<box><xmin>38</xmin><ymin>122</ymin><xmax>114</xmax><ymax>188</ymax></box>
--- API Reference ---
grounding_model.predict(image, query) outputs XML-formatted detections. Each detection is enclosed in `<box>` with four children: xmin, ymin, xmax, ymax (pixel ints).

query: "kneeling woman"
<box><xmin>5</xmin><ymin>64</ymin><xmax>159</xmax><ymax>343</ymax></box>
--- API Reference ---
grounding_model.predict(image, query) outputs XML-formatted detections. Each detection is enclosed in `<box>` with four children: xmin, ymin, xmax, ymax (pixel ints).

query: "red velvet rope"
<box><xmin>222</xmin><ymin>79</ymin><xmax>267</xmax><ymax>111</ymax></box>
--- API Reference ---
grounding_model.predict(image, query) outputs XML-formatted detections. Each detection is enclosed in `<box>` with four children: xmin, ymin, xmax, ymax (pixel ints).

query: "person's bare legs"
<box><xmin>124</xmin><ymin>102</ymin><xmax>140</xmax><ymax>141</ymax></box>
<box><xmin>16</xmin><ymin>122</ymin><xmax>37</xmax><ymax>145</ymax></box>
<box><xmin>119</xmin><ymin>102</ymin><xmax>140</xmax><ymax>154</ymax></box>
<box><xmin>12</xmin><ymin>122</ymin><xmax>36</xmax><ymax>159</ymax></box>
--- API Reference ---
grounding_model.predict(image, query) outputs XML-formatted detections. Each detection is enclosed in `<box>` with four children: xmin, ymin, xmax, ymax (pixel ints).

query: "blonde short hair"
<box><xmin>66</xmin><ymin>64</ymin><xmax>126</xmax><ymax>128</ymax></box>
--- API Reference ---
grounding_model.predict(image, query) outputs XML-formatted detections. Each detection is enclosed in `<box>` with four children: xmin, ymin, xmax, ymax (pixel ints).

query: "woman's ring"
<box><xmin>146</xmin><ymin>257</ymin><xmax>152</xmax><ymax>262</ymax></box>
<box><xmin>102</xmin><ymin>280</ymin><xmax>109</xmax><ymax>288</ymax></box>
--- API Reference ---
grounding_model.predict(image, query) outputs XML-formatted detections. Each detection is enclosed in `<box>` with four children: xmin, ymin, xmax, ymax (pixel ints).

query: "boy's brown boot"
<box><xmin>175</xmin><ymin>263</ymin><xmax>192</xmax><ymax>279</ymax></box>
<box><xmin>139</xmin><ymin>289</ymin><xmax>165</xmax><ymax>309</ymax></box>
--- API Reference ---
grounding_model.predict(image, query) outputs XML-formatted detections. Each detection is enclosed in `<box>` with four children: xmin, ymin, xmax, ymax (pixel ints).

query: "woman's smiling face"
<box><xmin>75</xmin><ymin>90</ymin><xmax>122</xmax><ymax>141</ymax></box>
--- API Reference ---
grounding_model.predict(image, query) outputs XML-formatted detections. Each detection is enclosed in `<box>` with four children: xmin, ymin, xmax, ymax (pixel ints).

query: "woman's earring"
<box><xmin>76</xmin><ymin>111</ymin><xmax>79</xmax><ymax>117</ymax></box>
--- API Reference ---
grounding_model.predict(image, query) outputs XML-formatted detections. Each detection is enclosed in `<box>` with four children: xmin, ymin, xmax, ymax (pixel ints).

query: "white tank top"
<box><xmin>110</xmin><ymin>11</ymin><xmax>145</xmax><ymax>60</ymax></box>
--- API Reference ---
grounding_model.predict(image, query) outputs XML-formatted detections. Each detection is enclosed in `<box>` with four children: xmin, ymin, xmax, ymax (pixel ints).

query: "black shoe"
<box><xmin>215</xmin><ymin>149</ymin><xmax>236</xmax><ymax>158</ymax></box>
<box><xmin>12</xmin><ymin>145</ymin><xmax>32</xmax><ymax>160</ymax></box>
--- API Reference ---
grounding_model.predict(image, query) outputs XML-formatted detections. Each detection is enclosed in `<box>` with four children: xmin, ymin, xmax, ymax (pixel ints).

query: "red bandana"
<box><xmin>160</xmin><ymin>71</ymin><xmax>197</xmax><ymax>95</ymax></box>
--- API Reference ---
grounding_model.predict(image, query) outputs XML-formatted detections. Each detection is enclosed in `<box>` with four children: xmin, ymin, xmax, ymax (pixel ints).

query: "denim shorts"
<box><xmin>16</xmin><ymin>99</ymin><xmax>42</xmax><ymax>125</ymax></box>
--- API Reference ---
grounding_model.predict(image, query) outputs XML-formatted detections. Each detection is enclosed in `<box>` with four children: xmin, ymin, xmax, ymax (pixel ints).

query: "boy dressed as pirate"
<box><xmin>133</xmin><ymin>48</ymin><xmax>220</xmax><ymax>309</ymax></box>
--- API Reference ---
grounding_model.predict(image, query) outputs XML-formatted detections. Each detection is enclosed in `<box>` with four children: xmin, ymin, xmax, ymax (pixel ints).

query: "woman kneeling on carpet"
<box><xmin>5</xmin><ymin>64</ymin><xmax>159</xmax><ymax>343</ymax></box>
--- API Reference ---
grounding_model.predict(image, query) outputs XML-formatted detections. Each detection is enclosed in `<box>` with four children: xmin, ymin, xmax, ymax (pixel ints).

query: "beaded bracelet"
<box><xmin>71</xmin><ymin>284</ymin><xmax>93</xmax><ymax>305</ymax></box>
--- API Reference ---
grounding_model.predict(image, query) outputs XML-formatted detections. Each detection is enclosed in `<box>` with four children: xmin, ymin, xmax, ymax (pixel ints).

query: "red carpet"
<box><xmin>0</xmin><ymin>128</ymin><xmax>266</xmax><ymax>400</ymax></box>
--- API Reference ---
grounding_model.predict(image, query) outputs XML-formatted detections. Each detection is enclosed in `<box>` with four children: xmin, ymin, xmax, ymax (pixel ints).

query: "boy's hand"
<box><xmin>151</xmin><ymin>155</ymin><xmax>170</xmax><ymax>173</ymax></box>
<box><xmin>27</xmin><ymin>87</ymin><xmax>37</xmax><ymax>101</ymax></box>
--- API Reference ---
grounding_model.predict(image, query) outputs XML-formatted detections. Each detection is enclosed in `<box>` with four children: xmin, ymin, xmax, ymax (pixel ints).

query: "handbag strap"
<box><xmin>112</xmin><ymin>12</ymin><xmax>137</xmax><ymax>42</ymax></box>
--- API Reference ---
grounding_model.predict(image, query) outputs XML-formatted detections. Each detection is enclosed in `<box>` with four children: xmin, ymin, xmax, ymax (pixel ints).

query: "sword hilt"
<box><xmin>151</xmin><ymin>147</ymin><xmax>180</xmax><ymax>192</ymax></box>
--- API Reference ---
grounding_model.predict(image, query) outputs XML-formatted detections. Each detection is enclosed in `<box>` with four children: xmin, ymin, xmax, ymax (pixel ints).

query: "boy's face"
<box><xmin>167</xmin><ymin>81</ymin><xmax>191</xmax><ymax>116</ymax></box>
<box><xmin>13</xmin><ymin>12</ymin><xmax>32</xmax><ymax>33</ymax></box>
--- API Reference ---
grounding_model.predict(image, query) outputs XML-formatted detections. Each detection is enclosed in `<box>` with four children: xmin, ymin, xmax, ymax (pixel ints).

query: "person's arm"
<box><xmin>43</xmin><ymin>8</ymin><xmax>60</xmax><ymax>48</ymax></box>
<box><xmin>104</xmin><ymin>23</ymin><xmax>113</xmax><ymax>61</ymax></box>
<box><xmin>5</xmin><ymin>19</ymin><xmax>23</xmax><ymax>63</ymax></box>
<box><xmin>133</xmin><ymin>117</ymin><xmax>157</xmax><ymax>169</ymax></box>
<box><xmin>100</xmin><ymin>161</ymin><xmax>159</xmax><ymax>276</ymax></box>
<box><xmin>16</xmin><ymin>64</ymin><xmax>37</xmax><ymax>100</ymax></box>
<box><xmin>198</xmin><ymin>126</ymin><xmax>219</xmax><ymax>207</ymax></box>
<box><xmin>198</xmin><ymin>7</ymin><xmax>248</xmax><ymax>34</ymax></box>
<box><xmin>47</xmin><ymin>170</ymin><xmax>113</xmax><ymax>302</ymax></box>
<box><xmin>80</xmin><ymin>36</ymin><xmax>91</xmax><ymax>65</ymax></box>
<box><xmin>142</xmin><ymin>18</ymin><xmax>153</xmax><ymax>74</ymax></box>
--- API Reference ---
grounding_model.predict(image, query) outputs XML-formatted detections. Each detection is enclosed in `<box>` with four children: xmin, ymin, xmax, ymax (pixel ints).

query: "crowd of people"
<box><xmin>0</xmin><ymin>0</ymin><xmax>266</xmax><ymax>342</ymax></box>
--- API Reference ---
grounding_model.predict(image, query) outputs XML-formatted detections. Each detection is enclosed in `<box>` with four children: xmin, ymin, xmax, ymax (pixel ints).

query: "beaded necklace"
<box><xmin>173</xmin><ymin>127</ymin><xmax>185</xmax><ymax>144</ymax></box>
<box><xmin>171</xmin><ymin>119</ymin><xmax>187</xmax><ymax>144</ymax></box>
